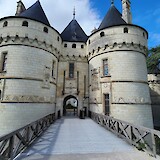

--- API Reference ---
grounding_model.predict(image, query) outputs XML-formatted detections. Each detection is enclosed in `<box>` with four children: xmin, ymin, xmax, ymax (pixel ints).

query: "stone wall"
<box><xmin>56</xmin><ymin>41</ymin><xmax>88</xmax><ymax>116</ymax></box>
<box><xmin>148</xmin><ymin>74</ymin><xmax>160</xmax><ymax>129</ymax></box>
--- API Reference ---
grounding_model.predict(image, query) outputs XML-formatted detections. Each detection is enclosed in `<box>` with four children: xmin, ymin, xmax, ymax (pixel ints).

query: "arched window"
<box><xmin>22</xmin><ymin>21</ymin><xmax>28</xmax><ymax>27</ymax></box>
<box><xmin>3</xmin><ymin>21</ymin><xmax>8</xmax><ymax>27</ymax></box>
<box><xmin>124</xmin><ymin>27</ymin><xmax>128</xmax><ymax>33</ymax></box>
<box><xmin>72</xmin><ymin>44</ymin><xmax>76</xmax><ymax>48</ymax></box>
<box><xmin>100</xmin><ymin>32</ymin><xmax>105</xmax><ymax>37</ymax></box>
<box><xmin>64</xmin><ymin>43</ymin><xmax>67</xmax><ymax>48</ymax></box>
<box><xmin>43</xmin><ymin>27</ymin><xmax>48</xmax><ymax>33</ymax></box>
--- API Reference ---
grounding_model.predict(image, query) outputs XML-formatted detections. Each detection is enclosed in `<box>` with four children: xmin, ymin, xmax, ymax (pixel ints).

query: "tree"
<box><xmin>147</xmin><ymin>46</ymin><xmax>160</xmax><ymax>74</ymax></box>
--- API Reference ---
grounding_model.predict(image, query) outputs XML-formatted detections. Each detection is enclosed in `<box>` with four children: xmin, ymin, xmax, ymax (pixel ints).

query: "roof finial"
<box><xmin>111</xmin><ymin>0</ymin><xmax>114</xmax><ymax>6</ymax></box>
<box><xmin>73</xmin><ymin>6</ymin><xmax>76</xmax><ymax>19</ymax></box>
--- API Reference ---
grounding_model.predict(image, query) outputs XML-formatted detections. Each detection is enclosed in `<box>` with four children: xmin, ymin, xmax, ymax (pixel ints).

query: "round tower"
<box><xmin>0</xmin><ymin>1</ymin><xmax>61</xmax><ymax>135</ymax></box>
<box><xmin>87</xmin><ymin>2</ymin><xmax>153</xmax><ymax>128</ymax></box>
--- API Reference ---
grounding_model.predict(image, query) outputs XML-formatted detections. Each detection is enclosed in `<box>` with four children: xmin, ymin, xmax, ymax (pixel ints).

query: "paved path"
<box><xmin>16</xmin><ymin>117</ymin><xmax>159</xmax><ymax>160</ymax></box>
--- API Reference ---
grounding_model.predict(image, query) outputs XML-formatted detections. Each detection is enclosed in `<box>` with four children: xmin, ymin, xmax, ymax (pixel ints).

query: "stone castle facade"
<box><xmin>0</xmin><ymin>0</ymin><xmax>154</xmax><ymax>135</ymax></box>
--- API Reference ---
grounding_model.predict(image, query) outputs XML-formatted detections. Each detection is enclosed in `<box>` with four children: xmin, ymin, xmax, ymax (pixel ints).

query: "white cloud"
<box><xmin>0</xmin><ymin>0</ymin><xmax>101</xmax><ymax>35</ymax></box>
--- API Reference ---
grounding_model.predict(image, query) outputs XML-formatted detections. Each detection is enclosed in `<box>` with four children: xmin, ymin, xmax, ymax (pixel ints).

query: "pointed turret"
<box><xmin>15</xmin><ymin>0</ymin><xmax>26</xmax><ymax>16</ymax></box>
<box><xmin>18</xmin><ymin>1</ymin><xmax>50</xmax><ymax>26</ymax></box>
<box><xmin>121</xmin><ymin>0</ymin><xmax>132</xmax><ymax>24</ymax></box>
<box><xmin>98</xmin><ymin>2</ymin><xmax>126</xmax><ymax>30</ymax></box>
<box><xmin>61</xmin><ymin>10</ymin><xmax>88</xmax><ymax>42</ymax></box>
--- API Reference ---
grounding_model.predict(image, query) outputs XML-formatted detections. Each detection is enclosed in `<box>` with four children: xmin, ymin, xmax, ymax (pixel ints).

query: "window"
<box><xmin>88</xmin><ymin>40</ymin><xmax>90</xmax><ymax>44</ymax></box>
<box><xmin>100</xmin><ymin>32</ymin><xmax>105</xmax><ymax>37</ymax></box>
<box><xmin>81</xmin><ymin>45</ymin><xmax>84</xmax><ymax>49</ymax></box>
<box><xmin>22</xmin><ymin>21</ymin><xmax>28</xmax><ymax>27</ymax></box>
<box><xmin>143</xmin><ymin>32</ymin><xmax>145</xmax><ymax>38</ymax></box>
<box><xmin>3</xmin><ymin>21</ymin><xmax>8</xmax><ymax>27</ymax></box>
<box><xmin>43</xmin><ymin>27</ymin><xmax>48</xmax><ymax>33</ymax></box>
<box><xmin>1</xmin><ymin>52</ymin><xmax>7</xmax><ymax>72</ymax></box>
<box><xmin>103</xmin><ymin>59</ymin><xmax>108</xmax><ymax>76</ymax></box>
<box><xmin>69</xmin><ymin>63</ymin><xmax>74</xmax><ymax>78</ymax></box>
<box><xmin>124</xmin><ymin>27</ymin><xmax>128</xmax><ymax>33</ymax></box>
<box><xmin>72</xmin><ymin>44</ymin><xmax>76</xmax><ymax>48</ymax></box>
<box><xmin>104</xmin><ymin>94</ymin><xmax>110</xmax><ymax>115</ymax></box>
<box><xmin>64</xmin><ymin>43</ymin><xmax>67</xmax><ymax>48</ymax></box>
<box><xmin>57</xmin><ymin>36</ymin><xmax>59</xmax><ymax>41</ymax></box>
<box><xmin>52</xmin><ymin>61</ymin><xmax>55</xmax><ymax>77</ymax></box>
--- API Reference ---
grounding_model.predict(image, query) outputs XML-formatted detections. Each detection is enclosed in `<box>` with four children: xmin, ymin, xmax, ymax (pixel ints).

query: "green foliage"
<box><xmin>137</xmin><ymin>142</ymin><xmax>146</xmax><ymax>151</ymax></box>
<box><xmin>147</xmin><ymin>46</ymin><xmax>160</xmax><ymax>73</ymax></box>
<box><xmin>65</xmin><ymin>104</ymin><xmax>76</xmax><ymax>109</ymax></box>
<box><xmin>155</xmin><ymin>136</ymin><xmax>160</xmax><ymax>154</ymax></box>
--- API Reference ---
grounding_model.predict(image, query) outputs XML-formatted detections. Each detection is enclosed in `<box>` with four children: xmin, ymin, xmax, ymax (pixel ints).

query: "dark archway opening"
<box><xmin>63</xmin><ymin>95</ymin><xmax>78</xmax><ymax>116</ymax></box>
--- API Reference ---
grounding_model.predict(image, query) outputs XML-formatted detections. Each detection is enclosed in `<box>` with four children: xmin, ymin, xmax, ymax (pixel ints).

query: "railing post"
<box><xmin>26</xmin><ymin>126</ymin><xmax>30</xmax><ymax>146</ymax></box>
<box><xmin>8</xmin><ymin>136</ymin><xmax>14</xmax><ymax>159</ymax></box>
<box><xmin>151</xmin><ymin>131</ymin><xmax>156</xmax><ymax>157</ymax></box>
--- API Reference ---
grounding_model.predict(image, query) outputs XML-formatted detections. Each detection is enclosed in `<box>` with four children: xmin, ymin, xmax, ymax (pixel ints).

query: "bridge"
<box><xmin>0</xmin><ymin>112</ymin><xmax>160</xmax><ymax>160</ymax></box>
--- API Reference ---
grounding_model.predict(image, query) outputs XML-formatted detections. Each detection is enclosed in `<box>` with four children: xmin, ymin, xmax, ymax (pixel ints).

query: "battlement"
<box><xmin>0</xmin><ymin>17</ymin><xmax>61</xmax><ymax>58</ymax></box>
<box><xmin>87</xmin><ymin>25</ymin><xmax>148</xmax><ymax>60</ymax></box>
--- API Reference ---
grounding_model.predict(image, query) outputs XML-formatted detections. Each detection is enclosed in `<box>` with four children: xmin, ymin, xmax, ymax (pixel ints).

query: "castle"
<box><xmin>0</xmin><ymin>0</ymin><xmax>154</xmax><ymax>136</ymax></box>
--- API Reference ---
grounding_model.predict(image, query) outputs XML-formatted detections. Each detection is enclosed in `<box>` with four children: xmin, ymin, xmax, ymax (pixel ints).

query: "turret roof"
<box><xmin>61</xmin><ymin>19</ymin><xmax>88</xmax><ymax>43</ymax></box>
<box><xmin>19</xmin><ymin>1</ymin><xmax>50</xmax><ymax>26</ymax></box>
<box><xmin>98</xmin><ymin>5</ymin><xmax>126</xmax><ymax>30</ymax></box>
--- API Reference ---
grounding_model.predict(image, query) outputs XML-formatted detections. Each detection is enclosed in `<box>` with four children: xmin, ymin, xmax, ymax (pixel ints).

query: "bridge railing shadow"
<box><xmin>90</xmin><ymin>111</ymin><xmax>160</xmax><ymax>158</ymax></box>
<box><xmin>16</xmin><ymin>117</ymin><xmax>65</xmax><ymax>160</ymax></box>
<box><xmin>0</xmin><ymin>113</ymin><xmax>56</xmax><ymax>160</ymax></box>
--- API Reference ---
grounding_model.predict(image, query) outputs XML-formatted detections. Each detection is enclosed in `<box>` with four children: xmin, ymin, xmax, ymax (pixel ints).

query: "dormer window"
<box><xmin>143</xmin><ymin>32</ymin><xmax>145</xmax><ymax>38</ymax></box>
<box><xmin>3</xmin><ymin>21</ymin><xmax>8</xmax><ymax>27</ymax></box>
<box><xmin>43</xmin><ymin>27</ymin><xmax>48</xmax><ymax>33</ymax></box>
<box><xmin>124</xmin><ymin>27</ymin><xmax>128</xmax><ymax>33</ymax></box>
<box><xmin>64</xmin><ymin>43</ymin><xmax>67</xmax><ymax>48</ymax></box>
<box><xmin>72</xmin><ymin>44</ymin><xmax>76</xmax><ymax>48</ymax></box>
<box><xmin>22</xmin><ymin>21</ymin><xmax>28</xmax><ymax>27</ymax></box>
<box><xmin>100</xmin><ymin>32</ymin><xmax>105</xmax><ymax>37</ymax></box>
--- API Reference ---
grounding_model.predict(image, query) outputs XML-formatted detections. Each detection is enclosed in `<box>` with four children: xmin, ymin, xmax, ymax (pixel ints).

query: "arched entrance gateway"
<box><xmin>63</xmin><ymin>95</ymin><xmax>78</xmax><ymax>116</ymax></box>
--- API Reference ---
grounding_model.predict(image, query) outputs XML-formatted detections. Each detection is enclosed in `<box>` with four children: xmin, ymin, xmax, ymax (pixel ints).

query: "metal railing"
<box><xmin>90</xmin><ymin>111</ymin><xmax>160</xmax><ymax>157</ymax></box>
<box><xmin>0</xmin><ymin>113</ymin><xmax>55</xmax><ymax>160</ymax></box>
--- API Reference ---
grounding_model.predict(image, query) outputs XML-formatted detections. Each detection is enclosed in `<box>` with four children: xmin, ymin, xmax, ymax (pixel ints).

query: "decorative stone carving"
<box><xmin>3</xmin><ymin>95</ymin><xmax>54</xmax><ymax>103</ymax></box>
<box><xmin>113</xmin><ymin>96</ymin><xmax>148</xmax><ymax>104</ymax></box>
<box><xmin>0</xmin><ymin>35</ymin><xmax>60</xmax><ymax>59</ymax></box>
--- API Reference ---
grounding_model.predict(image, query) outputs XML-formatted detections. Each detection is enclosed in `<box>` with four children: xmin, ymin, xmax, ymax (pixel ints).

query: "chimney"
<box><xmin>121</xmin><ymin>0</ymin><xmax>132</xmax><ymax>24</ymax></box>
<box><xmin>15</xmin><ymin>0</ymin><xmax>26</xmax><ymax>16</ymax></box>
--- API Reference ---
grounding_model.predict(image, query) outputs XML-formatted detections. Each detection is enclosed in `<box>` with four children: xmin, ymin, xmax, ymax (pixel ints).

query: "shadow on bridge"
<box><xmin>16</xmin><ymin>118</ymin><xmax>65</xmax><ymax>160</ymax></box>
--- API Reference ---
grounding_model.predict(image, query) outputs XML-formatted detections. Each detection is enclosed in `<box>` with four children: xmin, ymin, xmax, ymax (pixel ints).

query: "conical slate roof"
<box><xmin>98</xmin><ymin>5</ymin><xmax>126</xmax><ymax>30</ymax></box>
<box><xmin>61</xmin><ymin>19</ymin><xmax>88</xmax><ymax>42</ymax></box>
<box><xmin>19</xmin><ymin>1</ymin><xmax>50</xmax><ymax>26</ymax></box>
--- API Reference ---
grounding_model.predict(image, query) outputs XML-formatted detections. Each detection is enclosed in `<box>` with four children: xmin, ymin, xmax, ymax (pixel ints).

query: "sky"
<box><xmin>0</xmin><ymin>0</ymin><xmax>159</xmax><ymax>48</ymax></box>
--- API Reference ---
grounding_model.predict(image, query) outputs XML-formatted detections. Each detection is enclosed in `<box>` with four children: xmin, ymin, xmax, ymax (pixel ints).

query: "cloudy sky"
<box><xmin>0</xmin><ymin>0</ymin><xmax>159</xmax><ymax>48</ymax></box>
